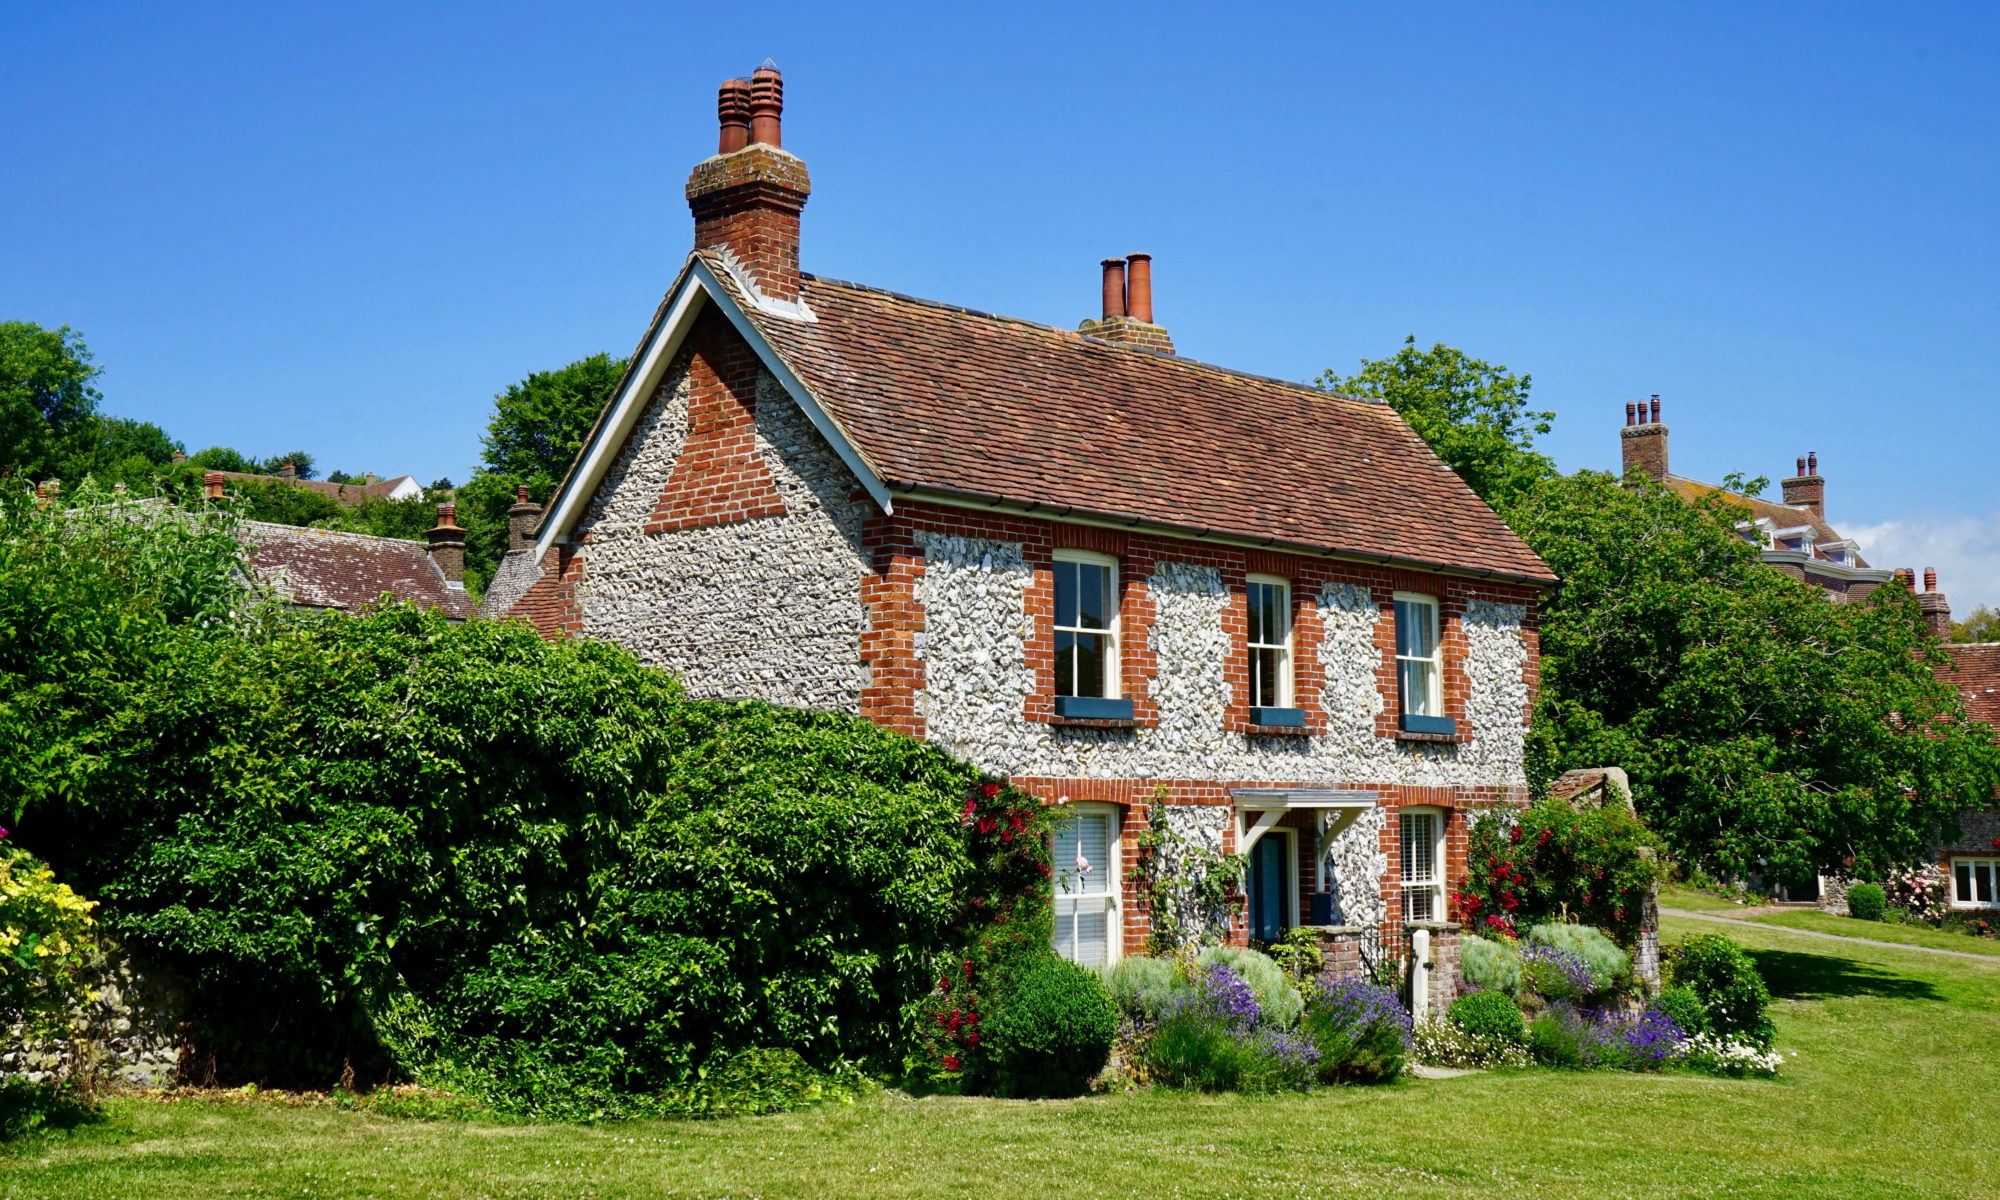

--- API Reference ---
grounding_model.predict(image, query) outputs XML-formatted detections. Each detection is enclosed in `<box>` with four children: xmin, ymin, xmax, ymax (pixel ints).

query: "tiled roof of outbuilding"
<box><xmin>217</xmin><ymin>471</ymin><xmax>421</xmax><ymax>508</ymax></box>
<box><xmin>239</xmin><ymin>521</ymin><xmax>473</xmax><ymax>619</ymax></box>
<box><xmin>705</xmin><ymin>258</ymin><xmax>1553</xmax><ymax>583</ymax></box>
<box><xmin>1944</xmin><ymin>643</ymin><xmax>2000</xmax><ymax>729</ymax></box>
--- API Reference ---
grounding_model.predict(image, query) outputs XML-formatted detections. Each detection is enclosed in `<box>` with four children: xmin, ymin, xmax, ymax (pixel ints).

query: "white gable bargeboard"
<box><xmin>568</xmin><ymin>358</ymin><xmax>873</xmax><ymax>711</ymax></box>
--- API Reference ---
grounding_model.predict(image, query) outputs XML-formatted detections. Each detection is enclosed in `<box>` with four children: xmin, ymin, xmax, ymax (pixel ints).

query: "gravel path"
<box><xmin>1659</xmin><ymin>907</ymin><xmax>2000</xmax><ymax>962</ymax></box>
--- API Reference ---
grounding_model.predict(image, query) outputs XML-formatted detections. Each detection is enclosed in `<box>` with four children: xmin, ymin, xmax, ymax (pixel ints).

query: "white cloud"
<box><xmin>1846</xmin><ymin>510</ymin><xmax>2000</xmax><ymax>617</ymax></box>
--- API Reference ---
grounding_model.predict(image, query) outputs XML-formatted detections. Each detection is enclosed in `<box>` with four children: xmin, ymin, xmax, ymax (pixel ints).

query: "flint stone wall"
<box><xmin>570</xmin><ymin>364</ymin><xmax>872</xmax><ymax>711</ymax></box>
<box><xmin>1</xmin><ymin>941</ymin><xmax>185</xmax><ymax>1088</ymax></box>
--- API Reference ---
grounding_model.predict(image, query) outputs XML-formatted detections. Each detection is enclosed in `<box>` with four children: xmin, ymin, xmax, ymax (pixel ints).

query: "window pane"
<box><xmin>1053</xmin><ymin>814</ymin><xmax>1111</xmax><ymax>897</ymax></box>
<box><xmin>1401</xmin><ymin>658</ymin><xmax>1438</xmax><ymax>718</ymax></box>
<box><xmin>1252</xmin><ymin>647</ymin><xmax>1281</xmax><ymax>707</ymax></box>
<box><xmin>1074</xmin><ymin>631</ymin><xmax>1106</xmax><ymax>697</ymax></box>
<box><xmin>1077</xmin><ymin>564</ymin><xmax>1110</xmax><ymax>629</ymax></box>
<box><xmin>1055</xmin><ymin>899</ymin><xmax>1111</xmax><ymax>967</ymax></box>
<box><xmin>1957</xmin><ymin>861</ymin><xmax>1973</xmax><ymax>902</ymax></box>
<box><xmin>1261</xmin><ymin>584</ymin><xmax>1289</xmax><ymax>646</ymax></box>
<box><xmin>1055</xmin><ymin>631</ymin><xmax>1077</xmax><ymax>697</ymax></box>
<box><xmin>1395</xmin><ymin>599</ymin><xmax>1435</xmax><ymax>658</ymax></box>
<box><xmin>1402</xmin><ymin>813</ymin><xmax>1436</xmax><ymax>884</ymax></box>
<box><xmin>1403</xmin><ymin>885</ymin><xmax>1434</xmax><ymax>922</ymax></box>
<box><xmin>1979</xmin><ymin>862</ymin><xmax>1996</xmax><ymax>904</ymax></box>
<box><xmin>1054</xmin><ymin>561</ymin><xmax>1078</xmax><ymax>629</ymax></box>
<box><xmin>1246</xmin><ymin>583</ymin><xmax>1266</xmax><ymax>645</ymax></box>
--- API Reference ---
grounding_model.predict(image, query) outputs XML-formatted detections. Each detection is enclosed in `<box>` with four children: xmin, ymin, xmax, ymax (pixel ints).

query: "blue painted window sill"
<box><xmin>1399</xmin><ymin>713</ymin><xmax>1457</xmax><ymax>736</ymax></box>
<box><xmin>1249</xmin><ymin>706</ymin><xmax>1305</xmax><ymax>728</ymax></box>
<box><xmin>1055</xmin><ymin>695</ymin><xmax>1134</xmax><ymax>721</ymax></box>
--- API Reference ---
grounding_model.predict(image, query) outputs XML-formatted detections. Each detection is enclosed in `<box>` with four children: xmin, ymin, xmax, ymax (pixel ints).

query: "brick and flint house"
<box><xmin>491</xmin><ymin>64</ymin><xmax>1556</xmax><ymax>978</ymax></box>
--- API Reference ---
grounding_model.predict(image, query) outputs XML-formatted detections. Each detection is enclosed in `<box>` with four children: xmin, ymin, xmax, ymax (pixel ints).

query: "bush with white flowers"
<box><xmin>1674</xmin><ymin>1032</ymin><xmax>1785</xmax><ymax>1077</ymax></box>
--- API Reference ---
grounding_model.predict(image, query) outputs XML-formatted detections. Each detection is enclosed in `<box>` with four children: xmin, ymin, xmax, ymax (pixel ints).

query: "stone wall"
<box><xmin>568</xmin><ymin>322</ymin><xmax>873</xmax><ymax>711</ymax></box>
<box><xmin>1</xmin><ymin>941</ymin><xmax>185</xmax><ymax>1088</ymax></box>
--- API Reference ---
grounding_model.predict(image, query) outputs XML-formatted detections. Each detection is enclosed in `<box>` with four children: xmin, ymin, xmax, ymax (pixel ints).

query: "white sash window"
<box><xmin>1952</xmin><ymin>858</ymin><xmax>1998</xmax><ymax>908</ymax></box>
<box><xmin>1053</xmin><ymin>804</ymin><xmax>1121</xmax><ymax>967</ymax></box>
<box><xmin>1401</xmin><ymin>807</ymin><xmax>1445</xmax><ymax>922</ymax></box>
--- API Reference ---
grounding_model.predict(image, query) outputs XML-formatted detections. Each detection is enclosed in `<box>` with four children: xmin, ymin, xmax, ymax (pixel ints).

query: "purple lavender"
<box><xmin>1312</xmin><ymin>975</ymin><xmax>1413</xmax><ymax>1048</ymax></box>
<box><xmin>1523</xmin><ymin>944</ymin><xmax>1596</xmax><ymax>999</ymax></box>
<box><xmin>1162</xmin><ymin>963</ymin><xmax>1263</xmax><ymax>1029</ymax></box>
<box><xmin>1619</xmin><ymin>1008</ymin><xmax>1686</xmax><ymax>1064</ymax></box>
<box><xmin>1254</xmin><ymin>1028</ymin><xmax>1323</xmax><ymax>1074</ymax></box>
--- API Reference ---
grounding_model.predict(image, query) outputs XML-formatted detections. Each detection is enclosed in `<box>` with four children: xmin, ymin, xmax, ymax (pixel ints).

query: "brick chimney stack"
<box><xmin>687</xmin><ymin>60</ymin><xmax>811</xmax><ymax>305</ymax></box>
<box><xmin>279</xmin><ymin>460</ymin><xmax>297</xmax><ymax>481</ymax></box>
<box><xmin>1918</xmin><ymin>567</ymin><xmax>1953</xmax><ymax>640</ymax></box>
<box><xmin>1781</xmin><ymin>450</ymin><xmax>1825</xmax><ymax>520</ymax></box>
<box><xmin>507</xmin><ymin>484</ymin><xmax>544</xmax><ymax>553</ymax></box>
<box><xmin>1619</xmin><ymin>394</ymin><xmax>1669</xmax><ymax>483</ymax></box>
<box><xmin>1078</xmin><ymin>254</ymin><xmax>1175</xmax><ymax>354</ymax></box>
<box><xmin>426</xmin><ymin>503</ymin><xmax>466</xmax><ymax>583</ymax></box>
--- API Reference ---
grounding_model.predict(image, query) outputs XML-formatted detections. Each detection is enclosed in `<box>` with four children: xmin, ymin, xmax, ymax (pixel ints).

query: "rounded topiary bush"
<box><xmin>1449</xmin><ymin>989</ymin><xmax>1527</xmax><ymax>1043</ymax></box>
<box><xmin>1846</xmin><ymin>882</ymin><xmax>1887</xmax><ymax>922</ymax></box>
<box><xmin>1664</xmin><ymin>934</ymin><xmax>1774</xmax><ymax>1049</ymax></box>
<box><xmin>1459</xmin><ymin>934</ymin><xmax>1524</xmax><ymax>995</ymax></box>
<box><xmin>987</xmin><ymin>953</ymin><xmax>1117</xmax><ymax>1098</ymax></box>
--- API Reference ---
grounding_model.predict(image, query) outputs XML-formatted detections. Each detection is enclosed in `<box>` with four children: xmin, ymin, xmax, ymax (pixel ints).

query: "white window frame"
<box><xmin>1393</xmin><ymin>591</ymin><xmax>1442</xmax><ymax>719</ymax></box>
<box><xmin>1053</xmin><ymin>550</ymin><xmax>1120</xmax><ymax>700</ymax></box>
<box><xmin>1950</xmin><ymin>857</ymin><xmax>1999</xmax><ymax>909</ymax></box>
<box><xmin>1245</xmin><ymin>825</ymin><xmax>1299</xmax><ymax>942</ymax></box>
<box><xmin>1400</xmin><ymin>806</ymin><xmax>1446</xmax><ymax>923</ymax></box>
<box><xmin>1052</xmin><ymin>802</ymin><xmax>1122</xmax><ymax>967</ymax></box>
<box><xmin>1246</xmin><ymin>573</ymin><xmax>1294</xmax><ymax>709</ymax></box>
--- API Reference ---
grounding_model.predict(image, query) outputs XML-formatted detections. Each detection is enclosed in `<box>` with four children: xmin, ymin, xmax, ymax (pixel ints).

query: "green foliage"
<box><xmin>222</xmin><ymin>474</ymin><xmax>346</xmax><ymax>527</ymax></box>
<box><xmin>1195</xmin><ymin>946</ymin><xmax>1302</xmax><ymax>1028</ymax></box>
<box><xmin>1526</xmin><ymin>924</ymin><xmax>1629</xmax><ymax>994</ymax></box>
<box><xmin>258</xmin><ymin>452</ymin><xmax>316</xmax><ymax>480</ymax></box>
<box><xmin>1846</xmin><ymin>882</ymin><xmax>1888</xmax><ymax>922</ymax></box>
<box><xmin>457</xmin><ymin>353</ymin><xmax>627</xmax><ymax>590</ymax></box>
<box><xmin>1663</xmin><ymin>934</ymin><xmax>1775</xmax><ymax>1050</ymax></box>
<box><xmin>1458</xmin><ymin>934</ymin><xmax>1524</xmax><ymax>995</ymax></box>
<box><xmin>1268</xmin><ymin>927</ymin><xmax>1324</xmax><ymax>982</ymax></box>
<box><xmin>0</xmin><ymin>848</ymin><xmax>98</xmax><ymax>1036</ymax></box>
<box><xmin>0</xmin><ymin>1078</ymin><xmax>99</xmax><ymax>1142</ymax></box>
<box><xmin>1128</xmin><ymin>785</ymin><xmax>1245</xmax><ymax>953</ymax></box>
<box><xmin>1653</xmin><ymin>985</ymin><xmax>1708</xmax><ymax>1038</ymax></box>
<box><xmin>1511</xmin><ymin>471</ymin><xmax>2000</xmax><ymax>882</ymax></box>
<box><xmin>1952</xmin><ymin>605</ymin><xmax>1999</xmax><ymax>644</ymax></box>
<box><xmin>1101</xmin><ymin>955</ymin><xmax>1180</xmax><ymax>1022</ymax></box>
<box><xmin>1456</xmin><ymin>797</ymin><xmax>1664</xmax><ymax>941</ymax></box>
<box><xmin>1526</xmin><ymin>1009</ymin><xmax>1587</xmax><ymax>1068</ymax></box>
<box><xmin>1317</xmin><ymin>335</ymin><xmax>1555</xmax><ymax>511</ymax></box>
<box><xmin>0</xmin><ymin>323</ymin><xmax>102</xmax><ymax>482</ymax></box>
<box><xmin>984</xmin><ymin>953</ymin><xmax>1116</xmax><ymax>1098</ymax></box>
<box><xmin>1449</xmin><ymin>989</ymin><xmax>1527</xmax><ymax>1043</ymax></box>
<box><xmin>319</xmin><ymin>494</ymin><xmax>439</xmax><ymax>542</ymax></box>
<box><xmin>187</xmin><ymin>446</ymin><xmax>258</xmax><ymax>473</ymax></box>
<box><xmin>1297</xmin><ymin>977</ymin><xmax>1409</xmax><ymax>1084</ymax></box>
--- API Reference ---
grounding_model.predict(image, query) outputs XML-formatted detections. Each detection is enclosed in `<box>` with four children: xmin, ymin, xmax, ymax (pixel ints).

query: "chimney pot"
<box><xmin>1126</xmin><ymin>253</ymin><xmax>1154</xmax><ymax>324</ymax></box>
<box><xmin>749</xmin><ymin>64</ymin><xmax>783</xmax><ymax>148</ymax></box>
<box><xmin>1624</xmin><ymin>401</ymin><xmax>1636</xmax><ymax>426</ymax></box>
<box><xmin>1807</xmin><ymin>451</ymin><xmax>1818</xmax><ymax>475</ymax></box>
<box><xmin>170</xmin><ymin>451</ymin><xmax>186</xmax><ymax>464</ymax></box>
<box><xmin>507</xmin><ymin>484</ymin><xmax>545</xmax><ymax>553</ymax></box>
<box><xmin>204</xmin><ymin>470</ymin><xmax>225</xmax><ymax>501</ymax></box>
<box><xmin>1795</xmin><ymin>456</ymin><xmax>1806</xmax><ymax>476</ymax></box>
<box><xmin>1100</xmin><ymin>258</ymin><xmax>1126</xmax><ymax>319</ymax></box>
<box><xmin>718</xmin><ymin>78</ymin><xmax>752</xmax><ymax>153</ymax></box>
<box><xmin>1925</xmin><ymin>567</ymin><xmax>1938</xmax><ymax>593</ymax></box>
<box><xmin>34</xmin><ymin>482</ymin><xmax>47</xmax><ymax>509</ymax></box>
<box><xmin>1649</xmin><ymin>395</ymin><xmax>1661</xmax><ymax>423</ymax></box>
<box><xmin>517</xmin><ymin>483</ymin><xmax>529</xmax><ymax>503</ymax></box>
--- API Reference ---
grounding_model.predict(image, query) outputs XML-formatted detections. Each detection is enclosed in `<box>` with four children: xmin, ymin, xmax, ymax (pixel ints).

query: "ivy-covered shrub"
<box><xmin>1525</xmin><ymin>924</ymin><xmax>1628</xmax><ymax>996</ymax></box>
<box><xmin>984</xmin><ymin>953</ymin><xmax>1117</xmax><ymax>1098</ymax></box>
<box><xmin>1663</xmin><ymin>934</ymin><xmax>1775</xmax><ymax>1050</ymax></box>
<box><xmin>1449</xmin><ymin>989</ymin><xmax>1526</xmax><ymax>1044</ymax></box>
<box><xmin>1845</xmin><ymin>882</ymin><xmax>1887</xmax><ymax>922</ymax></box>
<box><xmin>1141</xmin><ymin>963</ymin><xmax>1319</xmax><ymax>1093</ymax></box>
<box><xmin>1298</xmin><ymin>976</ymin><xmax>1410</xmax><ymax>1084</ymax></box>
<box><xmin>1195</xmin><ymin>946</ymin><xmax>1303</xmax><ymax>1028</ymax></box>
<box><xmin>1459</xmin><ymin>934</ymin><xmax>1523</xmax><ymax>995</ymax></box>
<box><xmin>1454</xmin><ymin>797</ymin><xmax>1664</xmax><ymax>941</ymax></box>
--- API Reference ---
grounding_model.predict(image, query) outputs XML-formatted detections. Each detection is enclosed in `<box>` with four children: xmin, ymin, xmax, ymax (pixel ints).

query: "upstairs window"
<box><xmin>1052</xmin><ymin>804</ymin><xmax>1121</xmax><ymax>966</ymax></box>
<box><xmin>1953</xmin><ymin>859</ymin><xmax>1998</xmax><ymax>908</ymax></box>
<box><xmin>1246</xmin><ymin>574</ymin><xmax>1293</xmax><ymax>710</ymax></box>
<box><xmin>1394</xmin><ymin>592</ymin><xmax>1445</xmax><ymax>732</ymax></box>
<box><xmin>1400</xmin><ymin>807</ymin><xmax>1444</xmax><ymax>922</ymax></box>
<box><xmin>1054</xmin><ymin>551</ymin><xmax>1119</xmax><ymax>700</ymax></box>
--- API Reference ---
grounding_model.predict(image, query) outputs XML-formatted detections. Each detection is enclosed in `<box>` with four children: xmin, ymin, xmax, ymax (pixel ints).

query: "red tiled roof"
<box><xmin>1944</xmin><ymin>643</ymin><xmax>2000</xmax><ymax>730</ymax></box>
<box><xmin>218</xmin><ymin>471</ymin><xmax>421</xmax><ymax>508</ymax></box>
<box><xmin>704</xmin><ymin>258</ymin><xmax>1552</xmax><ymax>583</ymax></box>
<box><xmin>1664</xmin><ymin>477</ymin><xmax>1871</xmax><ymax>567</ymax></box>
<box><xmin>238</xmin><ymin>521</ymin><xmax>473</xmax><ymax>619</ymax></box>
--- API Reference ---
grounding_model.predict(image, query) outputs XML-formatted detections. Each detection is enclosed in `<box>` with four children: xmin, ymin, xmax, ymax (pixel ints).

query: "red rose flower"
<box><xmin>1510</xmin><ymin>827</ymin><xmax>1523</xmax><ymax>843</ymax></box>
<box><xmin>963</xmin><ymin>959</ymin><xmax>976</xmax><ymax>978</ymax></box>
<box><xmin>982</xmin><ymin>783</ymin><xmax>1001</xmax><ymax>799</ymax></box>
<box><xmin>965</xmin><ymin>1031</ymin><xmax>981</xmax><ymax>1046</ymax></box>
<box><xmin>942</xmin><ymin>1054</ymin><xmax>961</xmax><ymax>1072</ymax></box>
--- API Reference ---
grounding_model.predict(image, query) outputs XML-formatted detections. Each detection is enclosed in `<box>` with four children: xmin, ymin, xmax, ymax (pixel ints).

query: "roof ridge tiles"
<box><xmin>798</xmin><ymin>271</ymin><xmax>1386</xmax><ymax>407</ymax></box>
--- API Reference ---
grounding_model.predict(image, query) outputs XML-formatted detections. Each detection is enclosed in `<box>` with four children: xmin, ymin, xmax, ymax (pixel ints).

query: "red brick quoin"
<box><xmin>645</xmin><ymin>309</ymin><xmax>788</xmax><ymax>535</ymax></box>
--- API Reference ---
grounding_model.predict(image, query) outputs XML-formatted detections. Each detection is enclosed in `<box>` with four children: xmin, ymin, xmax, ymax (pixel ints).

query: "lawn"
<box><xmin>1657</xmin><ymin>882</ymin><xmax>1758</xmax><ymax>912</ymax></box>
<box><xmin>4</xmin><ymin>916</ymin><xmax>1997</xmax><ymax>1200</ymax></box>
<box><xmin>1748</xmin><ymin>909</ymin><xmax>2000</xmax><ymax>958</ymax></box>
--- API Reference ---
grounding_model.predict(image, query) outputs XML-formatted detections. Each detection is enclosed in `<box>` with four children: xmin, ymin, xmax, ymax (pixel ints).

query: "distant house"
<box><xmin>213</xmin><ymin>460</ymin><xmax>425</xmax><ymax>507</ymax></box>
<box><xmin>485</xmin><ymin>64</ymin><xmax>1554</xmax><ymax>991</ymax></box>
<box><xmin>1934</xmin><ymin>623</ymin><xmax>2000</xmax><ymax>913</ymax></box>
<box><xmin>199</xmin><ymin>471</ymin><xmax>472</xmax><ymax>620</ymax></box>
<box><xmin>1616</xmin><ymin>397</ymin><xmax>1894</xmax><ymax>600</ymax></box>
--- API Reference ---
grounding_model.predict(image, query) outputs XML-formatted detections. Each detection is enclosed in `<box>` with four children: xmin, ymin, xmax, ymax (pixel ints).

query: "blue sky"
<box><xmin>6</xmin><ymin>2</ymin><xmax>1996</xmax><ymax>607</ymax></box>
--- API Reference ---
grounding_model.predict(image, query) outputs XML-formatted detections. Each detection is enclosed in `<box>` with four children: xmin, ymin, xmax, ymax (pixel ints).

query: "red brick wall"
<box><xmin>686</xmin><ymin>146</ymin><xmax>810</xmax><ymax>303</ymax></box>
<box><xmin>644</xmin><ymin>309</ymin><xmax>787</xmax><ymax>534</ymax></box>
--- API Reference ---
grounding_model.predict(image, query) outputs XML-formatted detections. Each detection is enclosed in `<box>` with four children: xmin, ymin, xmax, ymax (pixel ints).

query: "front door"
<box><xmin>1247</xmin><ymin>832</ymin><xmax>1291</xmax><ymax>943</ymax></box>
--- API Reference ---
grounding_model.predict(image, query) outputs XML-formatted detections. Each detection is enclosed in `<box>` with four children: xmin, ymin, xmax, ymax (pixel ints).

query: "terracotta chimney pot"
<box><xmin>749</xmin><ymin>62</ymin><xmax>783</xmax><ymax>148</ymax></box>
<box><xmin>1100</xmin><ymin>258</ymin><xmax>1126</xmax><ymax>320</ymax></box>
<box><xmin>718</xmin><ymin>78</ymin><xmax>752</xmax><ymax>153</ymax></box>
<box><xmin>1126</xmin><ymin>253</ymin><xmax>1154</xmax><ymax>324</ymax></box>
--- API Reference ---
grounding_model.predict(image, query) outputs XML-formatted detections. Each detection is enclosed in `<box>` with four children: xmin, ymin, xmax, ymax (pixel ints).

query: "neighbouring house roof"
<box><xmin>239</xmin><ymin>520</ymin><xmax>472</xmax><ymax>619</ymax></box>
<box><xmin>1663</xmin><ymin>476</ymin><xmax>1873</xmax><ymax>569</ymax></box>
<box><xmin>1944</xmin><ymin>643</ymin><xmax>2000</xmax><ymax>729</ymax></box>
<box><xmin>217</xmin><ymin>470</ymin><xmax>424</xmax><ymax>508</ymax></box>
<box><xmin>541</xmin><ymin>252</ymin><xmax>1555</xmax><ymax>585</ymax></box>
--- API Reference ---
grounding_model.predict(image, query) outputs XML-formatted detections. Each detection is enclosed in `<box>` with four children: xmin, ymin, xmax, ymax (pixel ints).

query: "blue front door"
<box><xmin>1248</xmin><ymin>834</ymin><xmax>1288</xmax><ymax>942</ymax></box>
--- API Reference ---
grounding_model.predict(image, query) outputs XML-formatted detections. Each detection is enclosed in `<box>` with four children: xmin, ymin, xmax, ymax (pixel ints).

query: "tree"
<box><xmin>1511</xmin><ymin>471</ymin><xmax>2000</xmax><ymax>882</ymax></box>
<box><xmin>1318</xmin><ymin>335</ymin><xmax>1556</xmax><ymax>512</ymax></box>
<box><xmin>259</xmin><ymin>451</ymin><xmax>316</xmax><ymax>480</ymax></box>
<box><xmin>457</xmin><ymin>352</ymin><xmax>627</xmax><ymax>592</ymax></box>
<box><xmin>187</xmin><ymin>446</ymin><xmax>259</xmax><ymax>474</ymax></box>
<box><xmin>0</xmin><ymin>323</ymin><xmax>102</xmax><ymax>481</ymax></box>
<box><xmin>1953</xmin><ymin>605</ymin><xmax>2000</xmax><ymax>644</ymax></box>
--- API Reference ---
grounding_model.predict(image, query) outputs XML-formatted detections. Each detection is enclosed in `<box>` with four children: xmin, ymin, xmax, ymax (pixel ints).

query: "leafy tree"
<box><xmin>259</xmin><ymin>451</ymin><xmax>316</xmax><ymax>480</ymax></box>
<box><xmin>458</xmin><ymin>352</ymin><xmax>627</xmax><ymax>592</ymax></box>
<box><xmin>1953</xmin><ymin>605</ymin><xmax>2000</xmax><ymax>644</ymax></box>
<box><xmin>1318</xmin><ymin>335</ymin><xmax>1555</xmax><ymax>511</ymax></box>
<box><xmin>1512</xmin><ymin>471</ymin><xmax>2000</xmax><ymax>882</ymax></box>
<box><xmin>226</xmin><ymin>475</ymin><xmax>345</xmax><ymax>527</ymax></box>
<box><xmin>427</xmin><ymin>476</ymin><xmax>455</xmax><ymax>493</ymax></box>
<box><xmin>187</xmin><ymin>446</ymin><xmax>259</xmax><ymax>474</ymax></box>
<box><xmin>0</xmin><ymin>323</ymin><xmax>102</xmax><ymax>481</ymax></box>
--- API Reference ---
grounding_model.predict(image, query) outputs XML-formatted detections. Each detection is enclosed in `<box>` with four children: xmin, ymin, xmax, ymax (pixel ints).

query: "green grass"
<box><xmin>1749</xmin><ymin>909</ymin><xmax>2000</xmax><ymax>957</ymax></box>
<box><xmin>1657</xmin><ymin>882</ymin><xmax>1758</xmax><ymax>911</ymax></box>
<box><xmin>5</xmin><ymin>916</ymin><xmax>1997</xmax><ymax>1199</ymax></box>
